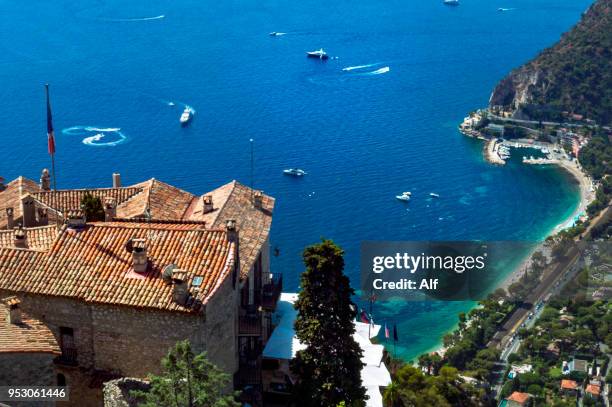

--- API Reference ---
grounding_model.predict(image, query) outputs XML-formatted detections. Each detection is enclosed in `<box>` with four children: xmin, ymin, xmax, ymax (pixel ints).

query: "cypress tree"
<box><xmin>291</xmin><ymin>239</ymin><xmax>366</xmax><ymax>406</ymax></box>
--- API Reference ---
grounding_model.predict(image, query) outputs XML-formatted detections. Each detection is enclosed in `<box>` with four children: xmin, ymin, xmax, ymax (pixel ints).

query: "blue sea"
<box><xmin>0</xmin><ymin>0</ymin><xmax>590</xmax><ymax>360</ymax></box>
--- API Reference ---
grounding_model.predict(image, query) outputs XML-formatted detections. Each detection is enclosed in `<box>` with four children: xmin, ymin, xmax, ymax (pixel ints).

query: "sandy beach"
<box><xmin>498</xmin><ymin>156</ymin><xmax>595</xmax><ymax>291</ymax></box>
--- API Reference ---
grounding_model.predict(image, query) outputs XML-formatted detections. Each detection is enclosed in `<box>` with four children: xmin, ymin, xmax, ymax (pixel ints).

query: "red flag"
<box><xmin>360</xmin><ymin>309</ymin><xmax>370</xmax><ymax>324</ymax></box>
<box><xmin>385</xmin><ymin>322</ymin><xmax>390</xmax><ymax>339</ymax></box>
<box><xmin>46</xmin><ymin>84</ymin><xmax>55</xmax><ymax>155</ymax></box>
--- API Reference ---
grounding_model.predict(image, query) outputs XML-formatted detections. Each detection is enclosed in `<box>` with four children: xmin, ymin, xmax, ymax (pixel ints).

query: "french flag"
<box><xmin>46</xmin><ymin>84</ymin><xmax>55</xmax><ymax>155</ymax></box>
<box><xmin>384</xmin><ymin>322</ymin><xmax>390</xmax><ymax>339</ymax></box>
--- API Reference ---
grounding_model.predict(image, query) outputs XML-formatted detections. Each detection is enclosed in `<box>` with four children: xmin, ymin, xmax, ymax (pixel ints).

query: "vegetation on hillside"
<box><xmin>489</xmin><ymin>0</ymin><xmax>611</xmax><ymax>125</ymax></box>
<box><xmin>579</xmin><ymin>135</ymin><xmax>612</xmax><ymax>180</ymax></box>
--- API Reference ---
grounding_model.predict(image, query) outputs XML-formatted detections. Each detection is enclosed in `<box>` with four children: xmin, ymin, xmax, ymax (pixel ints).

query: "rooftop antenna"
<box><xmin>250</xmin><ymin>138</ymin><xmax>254</xmax><ymax>203</ymax></box>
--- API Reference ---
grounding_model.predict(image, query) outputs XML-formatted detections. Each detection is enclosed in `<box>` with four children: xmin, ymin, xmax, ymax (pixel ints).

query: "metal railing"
<box><xmin>239</xmin><ymin>309</ymin><xmax>262</xmax><ymax>336</ymax></box>
<box><xmin>55</xmin><ymin>347</ymin><xmax>78</xmax><ymax>366</ymax></box>
<box><xmin>262</xmin><ymin>273</ymin><xmax>282</xmax><ymax>311</ymax></box>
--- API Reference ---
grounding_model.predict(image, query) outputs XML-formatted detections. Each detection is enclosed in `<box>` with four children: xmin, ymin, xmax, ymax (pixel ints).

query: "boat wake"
<box><xmin>62</xmin><ymin>126</ymin><xmax>128</xmax><ymax>147</ymax></box>
<box><xmin>342</xmin><ymin>63</ymin><xmax>379</xmax><ymax>72</ymax></box>
<box><xmin>363</xmin><ymin>66</ymin><xmax>390</xmax><ymax>75</ymax></box>
<box><xmin>101</xmin><ymin>14</ymin><xmax>165</xmax><ymax>22</ymax></box>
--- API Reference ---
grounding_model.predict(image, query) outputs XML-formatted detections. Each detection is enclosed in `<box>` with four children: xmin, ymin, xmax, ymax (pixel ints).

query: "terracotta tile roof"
<box><xmin>0</xmin><ymin>297</ymin><xmax>60</xmax><ymax>355</ymax></box>
<box><xmin>0</xmin><ymin>177</ymin><xmax>41</xmax><ymax>228</ymax></box>
<box><xmin>185</xmin><ymin>181</ymin><xmax>274</xmax><ymax>278</ymax></box>
<box><xmin>561</xmin><ymin>379</ymin><xmax>578</xmax><ymax>390</ymax></box>
<box><xmin>0</xmin><ymin>223</ymin><xmax>235</xmax><ymax>313</ymax></box>
<box><xmin>586</xmin><ymin>384</ymin><xmax>601</xmax><ymax>396</ymax></box>
<box><xmin>507</xmin><ymin>392</ymin><xmax>530</xmax><ymax>404</ymax></box>
<box><xmin>0</xmin><ymin>225</ymin><xmax>58</xmax><ymax>251</ymax></box>
<box><xmin>30</xmin><ymin>187</ymin><xmax>145</xmax><ymax>214</ymax></box>
<box><xmin>120</xmin><ymin>179</ymin><xmax>196</xmax><ymax>220</ymax></box>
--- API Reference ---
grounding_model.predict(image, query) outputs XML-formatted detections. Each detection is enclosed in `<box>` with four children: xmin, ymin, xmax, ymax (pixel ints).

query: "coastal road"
<box><xmin>491</xmin><ymin>203</ymin><xmax>611</xmax><ymax>350</ymax></box>
<box><xmin>489</xmin><ymin>247</ymin><xmax>582</xmax><ymax>349</ymax></box>
<box><xmin>487</xmin><ymin>113</ymin><xmax>589</xmax><ymax>129</ymax></box>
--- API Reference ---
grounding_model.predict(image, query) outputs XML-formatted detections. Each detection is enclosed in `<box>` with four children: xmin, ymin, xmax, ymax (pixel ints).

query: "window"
<box><xmin>57</xmin><ymin>373</ymin><xmax>66</xmax><ymax>387</ymax></box>
<box><xmin>58</xmin><ymin>327</ymin><xmax>77</xmax><ymax>364</ymax></box>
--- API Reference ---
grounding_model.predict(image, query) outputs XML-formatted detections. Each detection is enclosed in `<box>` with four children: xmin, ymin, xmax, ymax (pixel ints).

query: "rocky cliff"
<box><xmin>489</xmin><ymin>0</ymin><xmax>611</xmax><ymax>125</ymax></box>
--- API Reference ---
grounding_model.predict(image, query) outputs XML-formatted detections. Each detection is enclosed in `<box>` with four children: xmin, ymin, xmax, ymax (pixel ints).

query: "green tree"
<box><xmin>80</xmin><ymin>193</ymin><xmax>105</xmax><ymax>221</ymax></box>
<box><xmin>291</xmin><ymin>239</ymin><xmax>366</xmax><ymax>407</ymax></box>
<box><xmin>133</xmin><ymin>340</ymin><xmax>239</xmax><ymax>407</ymax></box>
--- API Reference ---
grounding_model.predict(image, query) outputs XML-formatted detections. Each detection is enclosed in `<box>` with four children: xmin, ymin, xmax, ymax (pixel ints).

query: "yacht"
<box><xmin>307</xmin><ymin>49</ymin><xmax>329</xmax><ymax>60</ymax></box>
<box><xmin>269</xmin><ymin>32</ymin><xmax>286</xmax><ymax>37</ymax></box>
<box><xmin>396</xmin><ymin>192</ymin><xmax>411</xmax><ymax>202</ymax></box>
<box><xmin>180</xmin><ymin>107</ymin><xmax>193</xmax><ymax>126</ymax></box>
<box><xmin>283</xmin><ymin>168</ymin><xmax>307</xmax><ymax>176</ymax></box>
<box><xmin>429</xmin><ymin>193</ymin><xmax>440</xmax><ymax>198</ymax></box>
<box><xmin>443</xmin><ymin>0</ymin><xmax>460</xmax><ymax>5</ymax></box>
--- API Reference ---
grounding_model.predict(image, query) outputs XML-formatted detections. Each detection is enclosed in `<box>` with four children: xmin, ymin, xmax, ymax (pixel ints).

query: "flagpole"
<box><xmin>45</xmin><ymin>84</ymin><xmax>57</xmax><ymax>192</ymax></box>
<box><xmin>51</xmin><ymin>153</ymin><xmax>57</xmax><ymax>192</ymax></box>
<box><xmin>249</xmin><ymin>138</ymin><xmax>254</xmax><ymax>203</ymax></box>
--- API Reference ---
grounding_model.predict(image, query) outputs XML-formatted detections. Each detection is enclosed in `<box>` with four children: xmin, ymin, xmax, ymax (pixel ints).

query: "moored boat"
<box><xmin>283</xmin><ymin>168</ymin><xmax>307</xmax><ymax>176</ymax></box>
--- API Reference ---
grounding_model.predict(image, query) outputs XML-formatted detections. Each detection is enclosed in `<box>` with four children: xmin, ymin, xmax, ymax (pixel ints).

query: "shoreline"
<box><xmin>425</xmin><ymin>143</ymin><xmax>595</xmax><ymax>360</ymax></box>
<box><xmin>497</xmin><ymin>157</ymin><xmax>594</xmax><ymax>290</ymax></box>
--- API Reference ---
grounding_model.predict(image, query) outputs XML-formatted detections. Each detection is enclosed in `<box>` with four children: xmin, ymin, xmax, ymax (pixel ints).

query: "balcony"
<box><xmin>239</xmin><ymin>309</ymin><xmax>262</xmax><ymax>336</ymax></box>
<box><xmin>262</xmin><ymin>273</ymin><xmax>282</xmax><ymax>311</ymax></box>
<box><xmin>54</xmin><ymin>347</ymin><xmax>78</xmax><ymax>366</ymax></box>
<box><xmin>238</xmin><ymin>357</ymin><xmax>262</xmax><ymax>386</ymax></box>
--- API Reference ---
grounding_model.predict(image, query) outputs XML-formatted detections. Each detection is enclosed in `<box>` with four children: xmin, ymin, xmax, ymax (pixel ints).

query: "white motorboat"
<box><xmin>180</xmin><ymin>107</ymin><xmax>194</xmax><ymax>126</ymax></box>
<box><xmin>307</xmin><ymin>49</ymin><xmax>329</xmax><ymax>60</ymax></box>
<box><xmin>396</xmin><ymin>192</ymin><xmax>411</xmax><ymax>202</ymax></box>
<box><xmin>283</xmin><ymin>168</ymin><xmax>307</xmax><ymax>176</ymax></box>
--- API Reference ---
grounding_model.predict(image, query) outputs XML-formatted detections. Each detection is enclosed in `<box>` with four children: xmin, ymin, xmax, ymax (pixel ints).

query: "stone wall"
<box><xmin>13</xmin><ymin>294</ymin><xmax>95</xmax><ymax>368</ymax></box>
<box><xmin>0</xmin><ymin>353</ymin><xmax>56</xmax><ymax>407</ymax></box>
<box><xmin>91</xmin><ymin>305</ymin><xmax>206</xmax><ymax>376</ymax></box>
<box><xmin>203</xmin><ymin>272</ymin><xmax>239</xmax><ymax>374</ymax></box>
<box><xmin>0</xmin><ymin>283</ymin><xmax>239</xmax><ymax>406</ymax></box>
<box><xmin>102</xmin><ymin>378</ymin><xmax>149</xmax><ymax>407</ymax></box>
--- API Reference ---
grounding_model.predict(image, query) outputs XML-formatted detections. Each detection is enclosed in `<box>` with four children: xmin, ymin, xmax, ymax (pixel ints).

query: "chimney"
<box><xmin>40</xmin><ymin>168</ymin><xmax>51</xmax><ymax>191</ymax></box>
<box><xmin>66</xmin><ymin>209</ymin><xmax>86</xmax><ymax>229</ymax></box>
<box><xmin>171</xmin><ymin>269</ymin><xmax>190</xmax><ymax>306</ymax></box>
<box><xmin>131</xmin><ymin>238</ymin><xmax>148</xmax><ymax>273</ymax></box>
<box><xmin>226</xmin><ymin>219</ymin><xmax>238</xmax><ymax>242</ymax></box>
<box><xmin>13</xmin><ymin>227</ymin><xmax>26</xmax><ymax>249</ymax></box>
<box><xmin>21</xmin><ymin>196</ymin><xmax>36</xmax><ymax>227</ymax></box>
<box><xmin>6</xmin><ymin>298</ymin><xmax>22</xmax><ymax>325</ymax></box>
<box><xmin>104</xmin><ymin>197</ymin><xmax>117</xmax><ymax>221</ymax></box>
<box><xmin>37</xmin><ymin>208</ymin><xmax>49</xmax><ymax>226</ymax></box>
<box><xmin>112</xmin><ymin>173</ymin><xmax>122</xmax><ymax>188</ymax></box>
<box><xmin>5</xmin><ymin>207</ymin><xmax>14</xmax><ymax>229</ymax></box>
<box><xmin>253</xmin><ymin>190</ymin><xmax>263</xmax><ymax>209</ymax></box>
<box><xmin>202</xmin><ymin>195</ymin><xmax>214</xmax><ymax>214</ymax></box>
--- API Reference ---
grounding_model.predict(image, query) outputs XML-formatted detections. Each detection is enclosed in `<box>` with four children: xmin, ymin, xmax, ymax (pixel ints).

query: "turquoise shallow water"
<box><xmin>0</xmin><ymin>0</ymin><xmax>587</xmax><ymax>360</ymax></box>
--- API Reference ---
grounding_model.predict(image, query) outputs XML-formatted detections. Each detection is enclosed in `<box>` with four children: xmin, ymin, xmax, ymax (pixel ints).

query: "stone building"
<box><xmin>0</xmin><ymin>297</ymin><xmax>60</xmax><ymax>406</ymax></box>
<box><xmin>0</xmin><ymin>173</ymin><xmax>281</xmax><ymax>406</ymax></box>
